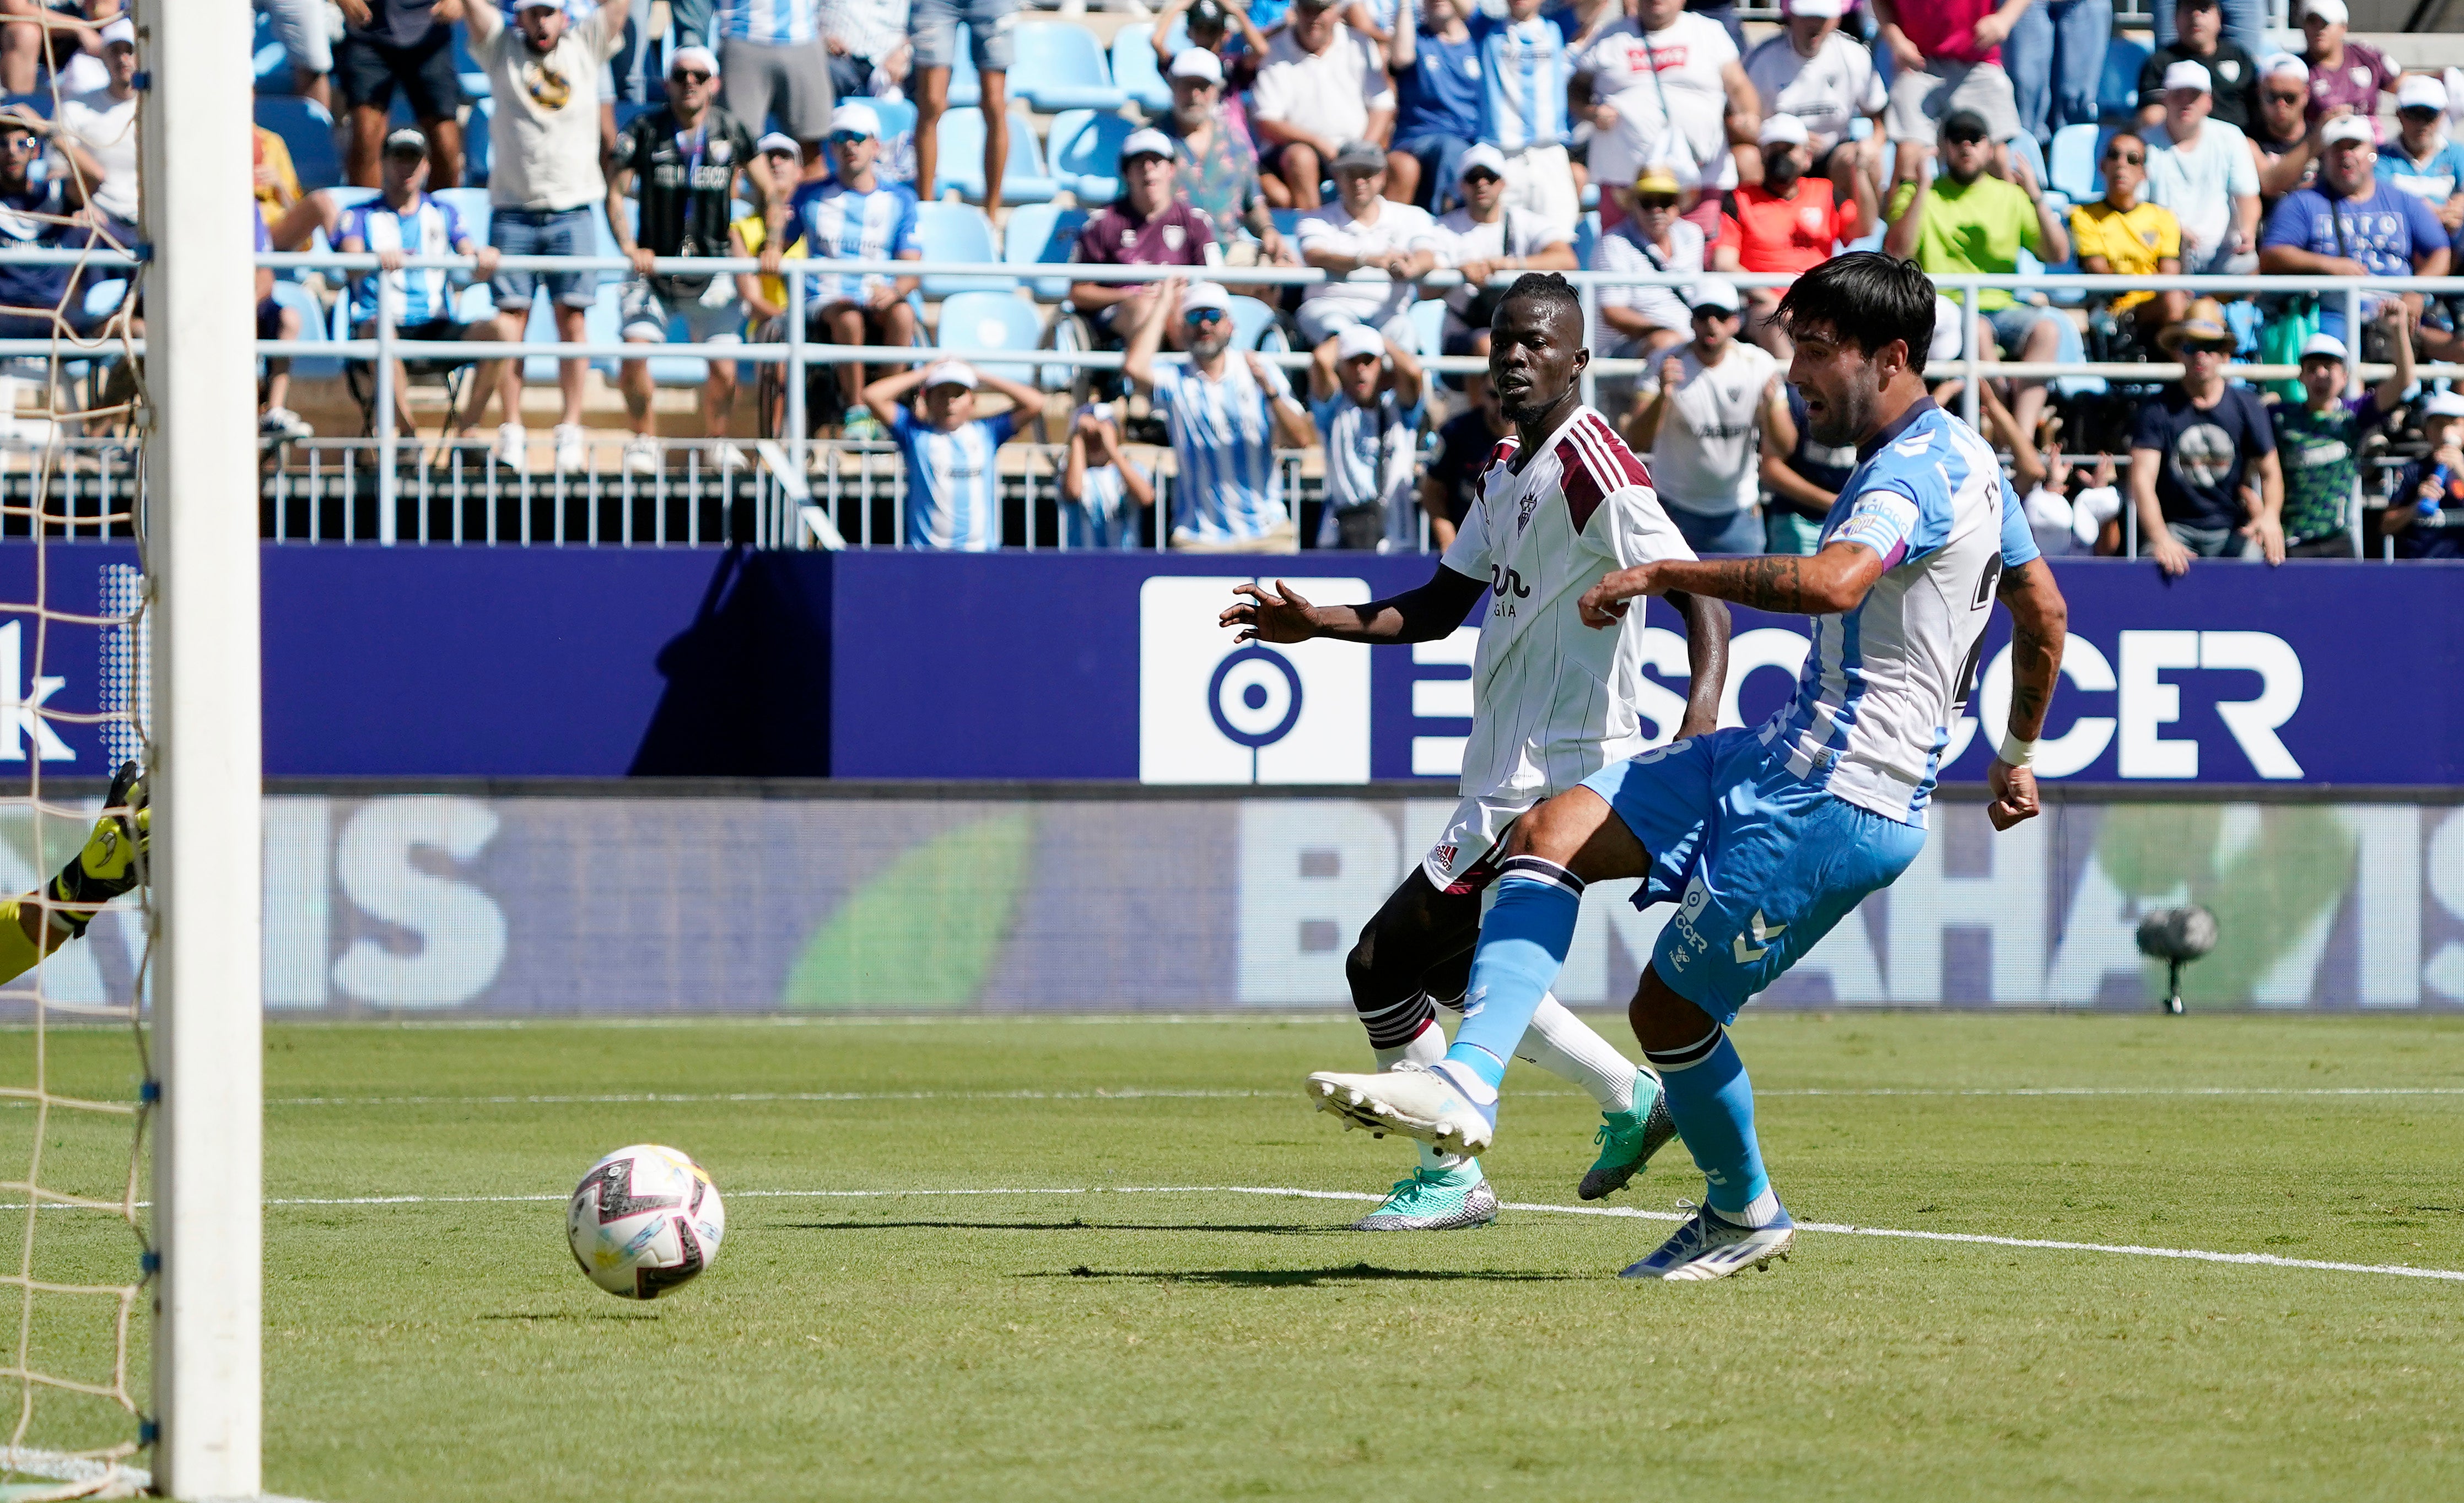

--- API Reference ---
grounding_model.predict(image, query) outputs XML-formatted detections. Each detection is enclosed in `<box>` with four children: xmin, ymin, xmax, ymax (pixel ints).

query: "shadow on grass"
<box><xmin>479</xmin><ymin>1311</ymin><xmax>664</xmax><ymax>1321</ymax></box>
<box><xmin>784</xmin><ymin>1218</ymin><xmax>1350</xmax><ymax>1235</ymax></box>
<box><xmin>1027</xmin><ymin>1263</ymin><xmax>1584</xmax><ymax>1286</ymax></box>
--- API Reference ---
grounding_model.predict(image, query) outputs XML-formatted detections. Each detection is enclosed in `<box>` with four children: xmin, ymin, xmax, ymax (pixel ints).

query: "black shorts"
<box><xmin>335</xmin><ymin>28</ymin><xmax>463</xmax><ymax>121</ymax></box>
<box><xmin>257</xmin><ymin>298</ymin><xmax>285</xmax><ymax>342</ymax></box>
<box><xmin>352</xmin><ymin>317</ymin><xmax>468</xmax><ymax>345</ymax></box>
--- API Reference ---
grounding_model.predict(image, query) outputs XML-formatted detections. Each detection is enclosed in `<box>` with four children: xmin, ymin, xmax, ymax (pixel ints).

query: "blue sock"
<box><xmin>1646</xmin><ymin>1022</ymin><xmax>1782</xmax><ymax>1226</ymax></box>
<box><xmin>1444</xmin><ymin>857</ymin><xmax>1585</xmax><ymax>1089</ymax></box>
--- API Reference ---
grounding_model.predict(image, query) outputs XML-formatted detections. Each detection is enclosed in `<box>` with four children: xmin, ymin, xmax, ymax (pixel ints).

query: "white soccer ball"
<box><xmin>566</xmin><ymin>1144</ymin><xmax>727</xmax><ymax>1300</ymax></box>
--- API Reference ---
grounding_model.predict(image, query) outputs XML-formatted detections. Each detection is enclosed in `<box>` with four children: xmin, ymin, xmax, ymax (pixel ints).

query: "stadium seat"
<box><xmin>253</xmin><ymin>10</ymin><xmax>294</xmax><ymax>93</ymax></box>
<box><xmin>935</xmin><ymin>290</ymin><xmax>1044</xmax><ymax>386</ymax></box>
<box><xmin>2099</xmin><ymin>36</ymin><xmax>2150</xmax><ymax>122</ymax></box>
<box><xmin>1573</xmin><ymin>209</ymin><xmax>1599</xmax><ymax>269</ymax></box>
<box><xmin>429</xmin><ymin>187</ymin><xmax>492</xmax><ymax>252</ymax></box>
<box><xmin>452</xmin><ymin>21</ymin><xmax>489</xmax><ymax>99</ymax></box>
<box><xmin>1410</xmin><ymin>296</ymin><xmax>1446</xmax><ymax>362</ymax></box>
<box><xmin>912</xmin><ymin>201</ymin><xmax>1013</xmax><ymax>296</ymax></box>
<box><xmin>931</xmin><ymin>105</ymin><xmax>1059</xmax><ymax>205</ymax></box>
<box><xmin>254</xmin><ymin>95</ymin><xmax>342</xmax><ymax>191</ymax></box>
<box><xmin>1110</xmin><ymin>24</ymin><xmax>1172</xmax><ymax>116</ymax></box>
<box><xmin>1226</xmin><ymin>294</ymin><xmax>1286</xmax><ymax>354</ymax></box>
<box><xmin>2008</xmin><ymin>131</ymin><xmax>2051</xmax><ymax>202</ymax></box>
<box><xmin>1269</xmin><ymin>208</ymin><xmax>1304</xmax><ymax>240</ymax></box>
<box><xmin>1000</xmin><ymin>202</ymin><xmax>1088</xmax><ymax>301</ymax></box>
<box><xmin>867</xmin><ymin>96</ymin><xmax>919</xmax><ymax>142</ymax></box>
<box><xmin>464</xmin><ymin>97</ymin><xmax>494</xmax><ymax>186</ymax></box>
<box><xmin>947</xmin><ymin>25</ymin><xmax>982</xmax><ymax>109</ymax></box>
<box><xmin>1010</xmin><ymin>23</ymin><xmax>1126</xmax><ymax>112</ymax></box>
<box><xmin>1047</xmin><ymin>109</ymin><xmax>1136</xmax><ymax>204</ymax></box>
<box><xmin>268</xmin><ymin>280</ymin><xmax>341</xmax><ymax>381</ymax></box>
<box><xmin>2047</xmin><ymin>122</ymin><xmax>2102</xmax><ymax>204</ymax></box>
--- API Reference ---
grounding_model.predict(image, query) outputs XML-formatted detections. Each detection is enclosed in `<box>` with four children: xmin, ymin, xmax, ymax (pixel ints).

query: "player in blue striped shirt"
<box><xmin>1125</xmin><ymin>278</ymin><xmax>1317</xmax><ymax>551</ymax></box>
<box><xmin>792</xmin><ymin>104</ymin><xmax>923</xmax><ymax>440</ymax></box>
<box><xmin>863</xmin><ymin>359</ymin><xmax>1049</xmax><ymax>550</ymax></box>
<box><xmin>1467</xmin><ymin>0</ymin><xmax>1579</xmax><ymax>235</ymax></box>
<box><xmin>336</xmin><ymin>127</ymin><xmax>500</xmax><ymax>439</ymax></box>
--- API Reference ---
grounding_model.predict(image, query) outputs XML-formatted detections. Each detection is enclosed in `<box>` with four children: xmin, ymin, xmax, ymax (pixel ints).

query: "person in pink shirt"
<box><xmin>2298</xmin><ymin>0</ymin><xmax>2396</xmax><ymax>139</ymax></box>
<box><xmin>1874</xmin><ymin>0</ymin><xmax>2031</xmax><ymax>157</ymax></box>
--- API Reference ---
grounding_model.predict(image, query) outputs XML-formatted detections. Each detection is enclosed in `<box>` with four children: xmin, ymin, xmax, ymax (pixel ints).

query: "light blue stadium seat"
<box><xmin>1226</xmin><ymin>294</ymin><xmax>1286</xmax><ymax>354</ymax></box>
<box><xmin>254</xmin><ymin>95</ymin><xmax>341</xmax><ymax>191</ymax></box>
<box><xmin>430</xmin><ymin>187</ymin><xmax>493</xmax><ymax>256</ymax></box>
<box><xmin>1011</xmin><ymin>23</ymin><xmax>1125</xmax><ymax>112</ymax></box>
<box><xmin>935</xmin><ymin>290</ymin><xmax>1044</xmax><ymax>385</ymax></box>
<box><xmin>866</xmin><ymin>96</ymin><xmax>919</xmax><ymax>142</ymax></box>
<box><xmin>1410</xmin><ymin>296</ymin><xmax>1445</xmax><ymax>361</ymax></box>
<box><xmin>1269</xmin><ymin>207</ymin><xmax>1304</xmax><ymax>240</ymax></box>
<box><xmin>913</xmin><ymin>201</ymin><xmax>1013</xmax><ymax>296</ymax></box>
<box><xmin>1000</xmin><ymin>202</ymin><xmax>1088</xmax><ymax>301</ymax></box>
<box><xmin>266</xmin><ymin>281</ymin><xmax>341</xmax><ymax>380</ymax></box>
<box><xmin>522</xmin><ymin>283</ymin><xmax>624</xmax><ymax>383</ymax></box>
<box><xmin>463</xmin><ymin>96</ymin><xmax>494</xmax><ymax>186</ymax></box>
<box><xmin>2048</xmin><ymin>122</ymin><xmax>2101</xmax><ymax>203</ymax></box>
<box><xmin>1573</xmin><ymin>209</ymin><xmax>1599</xmax><ymax>269</ymax></box>
<box><xmin>931</xmin><ymin>105</ymin><xmax>1059</xmax><ymax>205</ymax></box>
<box><xmin>452</xmin><ymin>21</ymin><xmax>490</xmax><ymax>98</ymax></box>
<box><xmin>2007</xmin><ymin>130</ymin><xmax>2050</xmax><ymax>193</ymax></box>
<box><xmin>1110</xmin><ymin>24</ymin><xmax>1172</xmax><ymax>116</ymax></box>
<box><xmin>2099</xmin><ymin>36</ymin><xmax>2150</xmax><ymax>122</ymax></box>
<box><xmin>1047</xmin><ymin>109</ymin><xmax>1136</xmax><ymax>204</ymax></box>
<box><xmin>253</xmin><ymin>10</ymin><xmax>295</xmax><ymax>93</ymax></box>
<box><xmin>946</xmin><ymin>25</ymin><xmax>982</xmax><ymax>108</ymax></box>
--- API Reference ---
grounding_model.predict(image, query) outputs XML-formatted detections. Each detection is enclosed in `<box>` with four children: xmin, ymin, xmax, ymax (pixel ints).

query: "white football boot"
<box><xmin>1304</xmin><ymin>1059</ymin><xmax>1498</xmax><ymax>1158</ymax></box>
<box><xmin>1619</xmin><ymin>1202</ymin><xmax>1797</xmax><ymax>1282</ymax></box>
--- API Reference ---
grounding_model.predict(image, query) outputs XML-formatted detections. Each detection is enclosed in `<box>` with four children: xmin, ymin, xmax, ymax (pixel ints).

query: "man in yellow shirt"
<box><xmin>2069</xmin><ymin>129</ymin><xmax>2186</xmax><ymax>354</ymax></box>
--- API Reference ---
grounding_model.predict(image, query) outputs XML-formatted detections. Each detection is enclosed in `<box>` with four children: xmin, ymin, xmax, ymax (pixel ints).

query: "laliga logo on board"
<box><xmin>1139</xmin><ymin>577</ymin><xmax>1371</xmax><ymax>785</ymax></box>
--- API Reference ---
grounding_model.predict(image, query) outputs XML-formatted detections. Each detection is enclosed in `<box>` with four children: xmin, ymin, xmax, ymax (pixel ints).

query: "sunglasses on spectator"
<box><xmin>1692</xmin><ymin>307</ymin><xmax>1739</xmax><ymax>322</ymax></box>
<box><xmin>2401</xmin><ymin>106</ymin><xmax>2443</xmax><ymax>118</ymax></box>
<box><xmin>1637</xmin><ymin>194</ymin><xmax>1679</xmax><ymax>209</ymax></box>
<box><xmin>827</xmin><ymin>131</ymin><xmax>871</xmax><ymax>147</ymax></box>
<box><xmin>2104</xmin><ymin>149</ymin><xmax>2144</xmax><ymax>164</ymax></box>
<box><xmin>1184</xmin><ymin>308</ymin><xmax>1227</xmax><ymax>326</ymax></box>
<box><xmin>1463</xmin><ymin>169</ymin><xmax>1501</xmax><ymax>185</ymax></box>
<box><xmin>671</xmin><ymin>69</ymin><xmax>713</xmax><ymax>84</ymax></box>
<box><xmin>1943</xmin><ymin>131</ymin><xmax>1987</xmax><ymax>145</ymax></box>
<box><xmin>2181</xmin><ymin>339</ymin><xmax>2233</xmax><ymax>354</ymax></box>
<box><xmin>2264</xmin><ymin>90</ymin><xmax>2305</xmax><ymax>104</ymax></box>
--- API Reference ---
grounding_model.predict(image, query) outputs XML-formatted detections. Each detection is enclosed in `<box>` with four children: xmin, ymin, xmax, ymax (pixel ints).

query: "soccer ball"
<box><xmin>566</xmin><ymin>1144</ymin><xmax>727</xmax><ymax>1299</ymax></box>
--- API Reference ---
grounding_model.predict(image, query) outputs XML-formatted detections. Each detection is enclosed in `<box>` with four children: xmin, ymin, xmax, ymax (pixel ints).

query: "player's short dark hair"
<box><xmin>1493</xmin><ymin>272</ymin><xmax>1584</xmax><ymax>334</ymax></box>
<box><xmin>1776</xmin><ymin>252</ymin><xmax>1938</xmax><ymax>376</ymax></box>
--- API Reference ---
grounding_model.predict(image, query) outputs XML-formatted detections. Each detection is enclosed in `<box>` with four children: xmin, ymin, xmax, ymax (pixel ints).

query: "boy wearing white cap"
<box><xmin>2379</xmin><ymin>75</ymin><xmax>2464</xmax><ymax>230</ymax></box>
<box><xmin>2144</xmin><ymin>57</ymin><xmax>2261</xmax><ymax>275</ymax></box>
<box><xmin>1435</xmin><ymin>143</ymin><xmax>1577</xmax><ymax>343</ymax></box>
<box><xmin>861</xmin><ymin>359</ymin><xmax>1049</xmax><ymax>550</ymax></box>
<box><xmin>1620</xmin><ymin>277</ymin><xmax>1786</xmax><ymax>556</ymax></box>
<box><xmin>1307</xmin><ymin>323</ymin><xmax>1427</xmax><ymax>550</ymax></box>
<box><xmin>1060</xmin><ymin>403</ymin><xmax>1155</xmax><ymax>551</ymax></box>
<box><xmin>796</xmin><ymin>102</ymin><xmax>925</xmax><ymax>440</ymax></box>
<box><xmin>1741</xmin><ymin>0</ymin><xmax>1885</xmax><ymax>203</ymax></box>
<box><xmin>2386</xmin><ymin>390</ymin><xmax>2464</xmax><ymax>559</ymax></box>
<box><xmin>2273</xmin><ymin>304</ymin><xmax>2414</xmax><ymax>556</ymax></box>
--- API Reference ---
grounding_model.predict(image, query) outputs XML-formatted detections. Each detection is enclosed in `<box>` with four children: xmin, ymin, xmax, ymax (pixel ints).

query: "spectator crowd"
<box><xmin>208</xmin><ymin>0</ymin><xmax>2464</xmax><ymax>558</ymax></box>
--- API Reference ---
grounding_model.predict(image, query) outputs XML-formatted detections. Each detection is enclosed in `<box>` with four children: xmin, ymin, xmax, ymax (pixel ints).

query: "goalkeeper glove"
<box><xmin>48</xmin><ymin>761</ymin><xmax>147</xmax><ymax>938</ymax></box>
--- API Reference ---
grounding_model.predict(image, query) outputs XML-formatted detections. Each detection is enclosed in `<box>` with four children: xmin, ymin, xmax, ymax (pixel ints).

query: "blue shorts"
<box><xmin>1582</xmin><ymin>726</ymin><xmax>1927</xmax><ymax>1024</ymax></box>
<box><xmin>488</xmin><ymin>208</ymin><xmax>602</xmax><ymax>312</ymax></box>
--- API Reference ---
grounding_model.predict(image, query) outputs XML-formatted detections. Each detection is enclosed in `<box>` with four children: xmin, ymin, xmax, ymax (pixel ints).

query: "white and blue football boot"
<box><xmin>1305</xmin><ymin>1059</ymin><xmax>1498</xmax><ymax>1158</ymax></box>
<box><xmin>1579</xmin><ymin>1071</ymin><xmax>1679</xmax><ymax>1201</ymax></box>
<box><xmin>1350</xmin><ymin>1164</ymin><xmax>1499</xmax><ymax>1231</ymax></box>
<box><xmin>1619</xmin><ymin>1202</ymin><xmax>1797</xmax><ymax>1281</ymax></box>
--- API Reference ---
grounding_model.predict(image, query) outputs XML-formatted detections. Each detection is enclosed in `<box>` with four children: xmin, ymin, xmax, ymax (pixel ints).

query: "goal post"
<box><xmin>137</xmin><ymin>0</ymin><xmax>264</xmax><ymax>1496</ymax></box>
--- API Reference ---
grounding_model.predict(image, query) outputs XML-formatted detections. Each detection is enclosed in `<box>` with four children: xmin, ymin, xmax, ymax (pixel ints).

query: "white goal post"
<box><xmin>138</xmin><ymin>0</ymin><xmax>264</xmax><ymax>1497</ymax></box>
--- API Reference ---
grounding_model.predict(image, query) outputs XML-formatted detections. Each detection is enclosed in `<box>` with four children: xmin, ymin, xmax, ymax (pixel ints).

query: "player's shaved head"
<box><xmin>1490</xmin><ymin>274</ymin><xmax>1589</xmax><ymax>435</ymax></box>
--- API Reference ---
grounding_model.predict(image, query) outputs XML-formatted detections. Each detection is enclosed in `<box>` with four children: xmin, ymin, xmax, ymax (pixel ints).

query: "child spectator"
<box><xmin>861</xmin><ymin>359</ymin><xmax>1048</xmax><ymax>550</ymax></box>
<box><xmin>2385</xmin><ymin>391</ymin><xmax>2464</xmax><ymax>559</ymax></box>
<box><xmin>1308</xmin><ymin>323</ymin><xmax>1426</xmax><ymax>550</ymax></box>
<box><xmin>1061</xmin><ymin>403</ymin><xmax>1155</xmax><ymax>550</ymax></box>
<box><xmin>2273</xmin><ymin>306</ymin><xmax>2412</xmax><ymax>558</ymax></box>
<box><xmin>1419</xmin><ymin>328</ymin><xmax>1507</xmax><ymax>550</ymax></box>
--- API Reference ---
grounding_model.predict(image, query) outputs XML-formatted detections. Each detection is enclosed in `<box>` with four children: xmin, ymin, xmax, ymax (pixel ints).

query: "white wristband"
<box><xmin>1997</xmin><ymin>733</ymin><xmax>2037</xmax><ymax>769</ymax></box>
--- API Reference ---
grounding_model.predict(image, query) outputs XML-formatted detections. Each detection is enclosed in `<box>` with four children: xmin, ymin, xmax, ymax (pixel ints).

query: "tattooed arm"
<box><xmin>1986</xmin><ymin>556</ymin><xmax>2068</xmax><ymax>831</ymax></box>
<box><xmin>1668</xmin><ymin>588</ymin><xmax>1730</xmax><ymax>739</ymax></box>
<box><xmin>1576</xmin><ymin>540</ymin><xmax>1888</xmax><ymax>626</ymax></box>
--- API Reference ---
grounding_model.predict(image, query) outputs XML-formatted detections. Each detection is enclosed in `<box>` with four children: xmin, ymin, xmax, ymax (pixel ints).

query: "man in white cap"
<box><xmin>2273</xmin><ymin>305</ymin><xmax>2413</xmax><ymax>557</ymax></box>
<box><xmin>57</xmin><ymin>17</ymin><xmax>136</xmax><ymax>247</ymax></box>
<box><xmin>1435</xmin><ymin>143</ymin><xmax>1577</xmax><ymax>345</ymax></box>
<box><xmin>1743</xmin><ymin>0</ymin><xmax>1885</xmax><ymax>204</ymax></box>
<box><xmin>1125</xmin><ymin>277</ymin><xmax>1315</xmax><ymax>550</ymax></box>
<box><xmin>1067</xmin><ymin>127</ymin><xmax>1218</xmax><ymax>346</ymax></box>
<box><xmin>859</xmin><ymin>358</ymin><xmax>1050</xmax><ymax>550</ymax></box>
<box><xmin>714</xmin><ymin>0</ymin><xmax>835</xmax><ymax>162</ymax></box>
<box><xmin>463</xmin><ymin>0</ymin><xmax>633</xmax><ymax>477</ymax></box>
<box><xmin>607</xmin><ymin>44</ymin><xmax>786</xmax><ymax>475</ymax></box>
<box><xmin>2145</xmin><ymin>58</ymin><xmax>2261</xmax><ymax>277</ymax></box>
<box><xmin>796</xmin><ymin>102</ymin><xmax>924</xmax><ymax>440</ymax></box>
<box><xmin>2298</xmin><ymin>0</ymin><xmax>2397</xmax><ymax>133</ymax></box>
<box><xmin>1620</xmin><ymin>277</ymin><xmax>1787</xmax><ymax>556</ymax></box>
<box><xmin>2253</xmin><ymin>51</ymin><xmax>2322</xmax><ymax>209</ymax></box>
<box><xmin>2261</xmin><ymin>114</ymin><xmax>2451</xmax><ymax>348</ymax></box>
<box><xmin>1307</xmin><ymin>322</ymin><xmax>1428</xmax><ymax>550</ymax></box>
<box><xmin>1295</xmin><ymin>140</ymin><xmax>1443</xmax><ymax>350</ymax></box>
<box><xmin>2381</xmin><ymin>74</ymin><xmax>2464</xmax><ymax>231</ymax></box>
<box><xmin>1159</xmin><ymin>48</ymin><xmax>1293</xmax><ymax>265</ymax></box>
<box><xmin>1718</xmin><ymin>112</ymin><xmax>1873</xmax><ymax>358</ymax></box>
<box><xmin>2136</xmin><ymin>0</ymin><xmax>2257</xmax><ymax>134</ymax></box>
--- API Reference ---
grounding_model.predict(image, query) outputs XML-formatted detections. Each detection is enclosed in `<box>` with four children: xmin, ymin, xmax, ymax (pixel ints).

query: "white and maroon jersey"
<box><xmin>1423</xmin><ymin>405</ymin><xmax>1696</xmax><ymax>890</ymax></box>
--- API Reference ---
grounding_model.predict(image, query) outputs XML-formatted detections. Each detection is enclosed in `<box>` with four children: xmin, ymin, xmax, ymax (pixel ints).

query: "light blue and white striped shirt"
<box><xmin>1766</xmin><ymin>399</ymin><xmax>2020</xmax><ymax>828</ymax></box>
<box><xmin>1311</xmin><ymin>389</ymin><xmax>1423</xmax><ymax>550</ymax></box>
<box><xmin>894</xmin><ymin>408</ymin><xmax>1015</xmax><ymax>550</ymax></box>
<box><xmin>718</xmin><ymin>0</ymin><xmax>822</xmax><ymax>46</ymax></box>
<box><xmin>340</xmin><ymin>193</ymin><xmax>468</xmax><ymax>327</ymax></box>
<box><xmin>1064</xmin><ymin>459</ymin><xmax>1150</xmax><ymax>550</ymax></box>
<box><xmin>1470</xmin><ymin>12</ymin><xmax>1571</xmax><ymax>152</ymax></box>
<box><xmin>1152</xmin><ymin>355</ymin><xmax>1293</xmax><ymax>545</ymax></box>
<box><xmin>792</xmin><ymin>179</ymin><xmax>921</xmax><ymax>308</ymax></box>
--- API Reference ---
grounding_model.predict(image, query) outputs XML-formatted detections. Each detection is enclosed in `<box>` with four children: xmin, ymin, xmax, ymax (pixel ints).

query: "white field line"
<box><xmin>255</xmin><ymin>1086</ymin><xmax>2464</xmax><ymax>1106</ymax></box>
<box><xmin>135</xmin><ymin>1183</ymin><xmax>2460</xmax><ymax>1285</ymax></box>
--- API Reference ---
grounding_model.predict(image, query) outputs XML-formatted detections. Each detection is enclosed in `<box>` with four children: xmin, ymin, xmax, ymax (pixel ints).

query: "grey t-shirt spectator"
<box><xmin>2130</xmin><ymin>383</ymin><xmax>2275</xmax><ymax>532</ymax></box>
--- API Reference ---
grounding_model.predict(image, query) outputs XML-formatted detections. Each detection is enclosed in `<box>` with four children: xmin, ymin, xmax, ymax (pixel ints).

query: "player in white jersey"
<box><xmin>1223</xmin><ymin>274</ymin><xmax>1730</xmax><ymax>1230</ymax></box>
<box><xmin>1299</xmin><ymin>254</ymin><xmax>2071</xmax><ymax>1277</ymax></box>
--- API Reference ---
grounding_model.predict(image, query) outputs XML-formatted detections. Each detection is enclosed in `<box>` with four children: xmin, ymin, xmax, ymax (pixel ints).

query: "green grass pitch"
<box><xmin>13</xmin><ymin>1012</ymin><xmax>2464</xmax><ymax>1500</ymax></box>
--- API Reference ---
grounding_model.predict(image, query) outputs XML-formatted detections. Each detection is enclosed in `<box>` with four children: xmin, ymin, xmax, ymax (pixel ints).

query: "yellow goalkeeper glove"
<box><xmin>47</xmin><ymin>761</ymin><xmax>146</xmax><ymax>938</ymax></box>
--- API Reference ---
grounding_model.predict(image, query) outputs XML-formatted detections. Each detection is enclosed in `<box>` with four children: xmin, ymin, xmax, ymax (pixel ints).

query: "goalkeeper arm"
<box><xmin>0</xmin><ymin>763</ymin><xmax>146</xmax><ymax>987</ymax></box>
